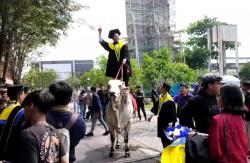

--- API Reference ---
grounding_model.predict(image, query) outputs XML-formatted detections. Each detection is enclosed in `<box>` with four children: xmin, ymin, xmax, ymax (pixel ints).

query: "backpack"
<box><xmin>48</xmin><ymin>113</ymin><xmax>78</xmax><ymax>161</ymax></box>
<box><xmin>185</xmin><ymin>133</ymin><xmax>212</xmax><ymax>163</ymax></box>
<box><xmin>0</xmin><ymin>104</ymin><xmax>24</xmax><ymax>161</ymax></box>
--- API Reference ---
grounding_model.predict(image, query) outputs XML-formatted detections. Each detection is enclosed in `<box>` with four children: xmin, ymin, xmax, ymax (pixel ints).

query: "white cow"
<box><xmin>106</xmin><ymin>79</ymin><xmax>133</xmax><ymax>158</ymax></box>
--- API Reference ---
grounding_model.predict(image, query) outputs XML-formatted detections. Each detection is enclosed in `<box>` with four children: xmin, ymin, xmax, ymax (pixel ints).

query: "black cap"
<box><xmin>7</xmin><ymin>85</ymin><xmax>24</xmax><ymax>100</ymax></box>
<box><xmin>108</xmin><ymin>29</ymin><xmax>121</xmax><ymax>39</ymax></box>
<box><xmin>201</xmin><ymin>73</ymin><xmax>222</xmax><ymax>89</ymax></box>
<box><xmin>241</xmin><ymin>77</ymin><xmax>250</xmax><ymax>85</ymax></box>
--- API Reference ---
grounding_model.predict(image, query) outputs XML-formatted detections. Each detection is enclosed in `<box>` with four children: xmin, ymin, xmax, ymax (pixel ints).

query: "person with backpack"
<box><xmin>209</xmin><ymin>84</ymin><xmax>248</xmax><ymax>163</ymax></box>
<box><xmin>17</xmin><ymin>90</ymin><xmax>67</xmax><ymax>163</ymax></box>
<box><xmin>47</xmin><ymin>82</ymin><xmax>86</xmax><ymax>163</ymax></box>
<box><xmin>0</xmin><ymin>85</ymin><xmax>26</xmax><ymax>162</ymax></box>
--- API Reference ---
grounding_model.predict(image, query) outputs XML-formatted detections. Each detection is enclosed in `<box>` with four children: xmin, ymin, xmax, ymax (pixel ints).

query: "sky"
<box><xmin>42</xmin><ymin>0</ymin><xmax>250</xmax><ymax>62</ymax></box>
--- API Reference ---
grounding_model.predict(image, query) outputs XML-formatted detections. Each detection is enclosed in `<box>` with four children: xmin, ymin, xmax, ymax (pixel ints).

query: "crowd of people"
<box><xmin>1</xmin><ymin>73</ymin><xmax>250</xmax><ymax>162</ymax></box>
<box><xmin>155</xmin><ymin>74</ymin><xmax>250</xmax><ymax>163</ymax></box>
<box><xmin>0</xmin><ymin>82</ymin><xmax>85</xmax><ymax>163</ymax></box>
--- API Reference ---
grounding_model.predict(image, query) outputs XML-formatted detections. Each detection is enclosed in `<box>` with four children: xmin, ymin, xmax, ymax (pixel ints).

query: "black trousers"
<box><xmin>137</xmin><ymin>103</ymin><xmax>147</xmax><ymax>120</ymax></box>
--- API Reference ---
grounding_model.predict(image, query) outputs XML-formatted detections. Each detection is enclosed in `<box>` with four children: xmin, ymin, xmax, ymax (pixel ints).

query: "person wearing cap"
<box><xmin>0</xmin><ymin>85</ymin><xmax>26</xmax><ymax>162</ymax></box>
<box><xmin>179</xmin><ymin>74</ymin><xmax>222</xmax><ymax>133</ymax></box>
<box><xmin>241</xmin><ymin>77</ymin><xmax>250</xmax><ymax>154</ymax></box>
<box><xmin>173</xmin><ymin>83</ymin><xmax>193</xmax><ymax>118</ymax></box>
<box><xmin>98</xmin><ymin>27</ymin><xmax>132</xmax><ymax>86</ymax></box>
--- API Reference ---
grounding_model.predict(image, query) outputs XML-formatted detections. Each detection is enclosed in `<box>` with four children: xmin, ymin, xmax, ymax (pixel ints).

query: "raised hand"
<box><xmin>98</xmin><ymin>27</ymin><xmax>102</xmax><ymax>34</ymax></box>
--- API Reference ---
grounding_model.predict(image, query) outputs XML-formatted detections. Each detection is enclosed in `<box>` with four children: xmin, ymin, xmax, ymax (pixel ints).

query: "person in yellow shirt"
<box><xmin>157</xmin><ymin>82</ymin><xmax>177</xmax><ymax>148</ymax></box>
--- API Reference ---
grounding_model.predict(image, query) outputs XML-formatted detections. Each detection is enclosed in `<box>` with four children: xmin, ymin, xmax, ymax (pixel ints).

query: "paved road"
<box><xmin>75</xmin><ymin>111</ymin><xmax>162</xmax><ymax>163</ymax></box>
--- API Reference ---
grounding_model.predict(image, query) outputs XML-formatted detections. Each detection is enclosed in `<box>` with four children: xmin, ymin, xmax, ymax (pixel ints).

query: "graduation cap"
<box><xmin>108</xmin><ymin>29</ymin><xmax>121</xmax><ymax>39</ymax></box>
<box><xmin>7</xmin><ymin>85</ymin><xmax>24</xmax><ymax>100</ymax></box>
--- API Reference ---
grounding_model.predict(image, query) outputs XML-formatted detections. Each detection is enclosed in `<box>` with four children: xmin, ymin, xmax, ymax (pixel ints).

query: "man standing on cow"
<box><xmin>98</xmin><ymin>27</ymin><xmax>132</xmax><ymax>87</ymax></box>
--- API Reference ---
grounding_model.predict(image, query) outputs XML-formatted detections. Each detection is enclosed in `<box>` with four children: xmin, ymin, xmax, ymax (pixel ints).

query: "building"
<box><xmin>38</xmin><ymin>60</ymin><xmax>94</xmax><ymax>80</ymax></box>
<box><xmin>125</xmin><ymin>0</ymin><xmax>175</xmax><ymax>67</ymax></box>
<box><xmin>210</xmin><ymin>57</ymin><xmax>250</xmax><ymax>75</ymax></box>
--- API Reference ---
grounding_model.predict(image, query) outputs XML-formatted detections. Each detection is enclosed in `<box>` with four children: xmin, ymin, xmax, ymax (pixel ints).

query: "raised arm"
<box><xmin>98</xmin><ymin>27</ymin><xmax>110</xmax><ymax>51</ymax></box>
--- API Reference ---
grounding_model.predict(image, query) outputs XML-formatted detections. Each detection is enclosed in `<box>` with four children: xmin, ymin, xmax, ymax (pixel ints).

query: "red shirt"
<box><xmin>208</xmin><ymin>113</ymin><xmax>248</xmax><ymax>163</ymax></box>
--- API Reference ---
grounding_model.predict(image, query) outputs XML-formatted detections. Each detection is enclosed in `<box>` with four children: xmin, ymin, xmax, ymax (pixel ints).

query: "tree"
<box><xmin>141</xmin><ymin>48</ymin><xmax>196</xmax><ymax>90</ymax></box>
<box><xmin>127</xmin><ymin>58</ymin><xmax>141</xmax><ymax>90</ymax></box>
<box><xmin>184</xmin><ymin>16</ymin><xmax>218</xmax><ymax>69</ymax></box>
<box><xmin>80</xmin><ymin>55</ymin><xmax>110</xmax><ymax>87</ymax></box>
<box><xmin>184</xmin><ymin>16</ymin><xmax>235</xmax><ymax>70</ymax></box>
<box><xmin>80</xmin><ymin>69</ymin><xmax>110</xmax><ymax>88</ymax></box>
<box><xmin>0</xmin><ymin>0</ymin><xmax>82</xmax><ymax>84</ymax></box>
<box><xmin>239</xmin><ymin>63</ymin><xmax>250</xmax><ymax>79</ymax></box>
<box><xmin>65</xmin><ymin>76</ymin><xmax>81</xmax><ymax>88</ymax></box>
<box><xmin>22</xmin><ymin>67</ymin><xmax>58</xmax><ymax>89</ymax></box>
<box><xmin>184</xmin><ymin>46</ymin><xmax>209</xmax><ymax>69</ymax></box>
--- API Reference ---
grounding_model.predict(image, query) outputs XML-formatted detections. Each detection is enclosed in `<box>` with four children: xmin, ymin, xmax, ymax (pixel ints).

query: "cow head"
<box><xmin>108</xmin><ymin>80</ymin><xmax>124</xmax><ymax>103</ymax></box>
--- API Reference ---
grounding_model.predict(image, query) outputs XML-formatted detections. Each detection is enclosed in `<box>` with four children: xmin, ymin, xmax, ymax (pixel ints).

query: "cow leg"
<box><xmin>124</xmin><ymin>122</ymin><xmax>131</xmax><ymax>158</ymax></box>
<box><xmin>109</xmin><ymin>131</ymin><xmax>116</xmax><ymax>157</ymax></box>
<box><xmin>115</xmin><ymin>133</ymin><xmax>120</xmax><ymax>149</ymax></box>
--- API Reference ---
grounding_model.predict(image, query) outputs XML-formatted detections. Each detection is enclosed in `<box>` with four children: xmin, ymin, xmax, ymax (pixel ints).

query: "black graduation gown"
<box><xmin>100</xmin><ymin>40</ymin><xmax>132</xmax><ymax>78</ymax></box>
<box><xmin>157</xmin><ymin>100</ymin><xmax>177</xmax><ymax>138</ymax></box>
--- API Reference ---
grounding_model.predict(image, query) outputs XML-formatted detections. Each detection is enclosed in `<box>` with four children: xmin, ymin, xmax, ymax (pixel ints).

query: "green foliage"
<box><xmin>239</xmin><ymin>63</ymin><xmax>250</xmax><ymax>79</ymax></box>
<box><xmin>184</xmin><ymin>16</ymin><xmax>218</xmax><ymax>70</ymax></box>
<box><xmin>184</xmin><ymin>16</ymin><xmax>236</xmax><ymax>71</ymax></box>
<box><xmin>65</xmin><ymin>76</ymin><xmax>81</xmax><ymax>88</ymax></box>
<box><xmin>80</xmin><ymin>55</ymin><xmax>110</xmax><ymax>87</ymax></box>
<box><xmin>141</xmin><ymin>48</ymin><xmax>196</xmax><ymax>90</ymax></box>
<box><xmin>22</xmin><ymin>67</ymin><xmax>58</xmax><ymax>89</ymax></box>
<box><xmin>80</xmin><ymin>68</ymin><xmax>110</xmax><ymax>88</ymax></box>
<box><xmin>141</xmin><ymin>53</ymin><xmax>158</xmax><ymax>88</ymax></box>
<box><xmin>184</xmin><ymin>46</ymin><xmax>209</xmax><ymax>69</ymax></box>
<box><xmin>1</xmin><ymin>0</ymin><xmax>82</xmax><ymax>84</ymax></box>
<box><xmin>129</xmin><ymin>58</ymin><xmax>141</xmax><ymax>90</ymax></box>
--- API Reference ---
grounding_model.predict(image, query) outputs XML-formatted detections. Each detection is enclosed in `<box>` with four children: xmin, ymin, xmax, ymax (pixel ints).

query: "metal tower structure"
<box><xmin>125</xmin><ymin>0</ymin><xmax>175</xmax><ymax>67</ymax></box>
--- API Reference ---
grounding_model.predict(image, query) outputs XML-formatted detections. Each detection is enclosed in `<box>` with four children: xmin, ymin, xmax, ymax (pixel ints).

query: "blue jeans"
<box><xmin>79</xmin><ymin>104</ymin><xmax>86</xmax><ymax>119</ymax></box>
<box><xmin>102</xmin><ymin>103</ymin><xmax>107</xmax><ymax>121</ymax></box>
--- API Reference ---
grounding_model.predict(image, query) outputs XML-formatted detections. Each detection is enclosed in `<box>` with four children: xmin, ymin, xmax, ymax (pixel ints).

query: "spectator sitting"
<box><xmin>209</xmin><ymin>84</ymin><xmax>248</xmax><ymax>163</ymax></box>
<box><xmin>47</xmin><ymin>81</ymin><xmax>86</xmax><ymax>163</ymax></box>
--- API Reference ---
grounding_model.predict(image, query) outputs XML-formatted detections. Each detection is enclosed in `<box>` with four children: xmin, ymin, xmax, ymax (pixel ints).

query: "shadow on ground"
<box><xmin>75</xmin><ymin>144</ymin><xmax>160</xmax><ymax>163</ymax></box>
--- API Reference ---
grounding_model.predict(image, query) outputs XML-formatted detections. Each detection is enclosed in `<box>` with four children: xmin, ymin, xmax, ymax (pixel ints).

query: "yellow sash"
<box><xmin>158</xmin><ymin>93</ymin><xmax>173</xmax><ymax>114</ymax></box>
<box><xmin>0</xmin><ymin>103</ymin><xmax>20</xmax><ymax>121</ymax></box>
<box><xmin>108</xmin><ymin>41</ymin><xmax>125</xmax><ymax>61</ymax></box>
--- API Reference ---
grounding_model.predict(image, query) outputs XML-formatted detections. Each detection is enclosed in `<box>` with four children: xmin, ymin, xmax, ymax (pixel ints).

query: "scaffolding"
<box><xmin>125</xmin><ymin>0</ymin><xmax>175</xmax><ymax>67</ymax></box>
